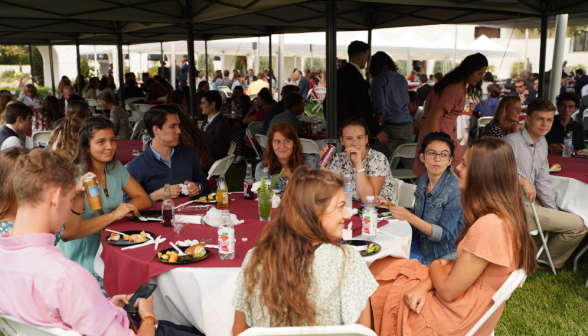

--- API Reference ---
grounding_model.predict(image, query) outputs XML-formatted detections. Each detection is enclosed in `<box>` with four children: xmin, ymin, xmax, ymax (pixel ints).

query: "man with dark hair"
<box><xmin>218</xmin><ymin>70</ymin><xmax>233</xmax><ymax>88</ymax></box>
<box><xmin>158</xmin><ymin>60</ymin><xmax>170</xmax><ymax>81</ymax></box>
<box><xmin>0</xmin><ymin>103</ymin><xmax>32</xmax><ymax>151</ymax></box>
<box><xmin>505</xmin><ymin>98</ymin><xmax>586</xmax><ymax>270</ymax></box>
<box><xmin>141</xmin><ymin>72</ymin><xmax>150</xmax><ymax>93</ymax></box>
<box><xmin>125</xmin><ymin>109</ymin><xmax>209</xmax><ymax>203</ymax></box>
<box><xmin>335</xmin><ymin>40</ymin><xmax>385</xmax><ymax>143</ymax></box>
<box><xmin>262</xmin><ymin>85</ymin><xmax>301</xmax><ymax>135</ymax></box>
<box><xmin>267</xmin><ymin>93</ymin><xmax>304</xmax><ymax>133</ymax></box>
<box><xmin>545</xmin><ymin>92</ymin><xmax>585</xmax><ymax>152</ymax></box>
<box><xmin>180</xmin><ymin>57</ymin><xmax>188</xmax><ymax>88</ymax></box>
<box><xmin>294</xmin><ymin>70</ymin><xmax>310</xmax><ymax>102</ymax></box>
<box><xmin>200</xmin><ymin>91</ymin><xmax>231</xmax><ymax>161</ymax></box>
<box><xmin>231</xmin><ymin>73</ymin><xmax>248</xmax><ymax>92</ymax></box>
<box><xmin>433</xmin><ymin>73</ymin><xmax>443</xmax><ymax>83</ymax></box>
<box><xmin>122</xmin><ymin>79</ymin><xmax>145</xmax><ymax>99</ymax></box>
<box><xmin>416</xmin><ymin>74</ymin><xmax>432</xmax><ymax>106</ymax></box>
<box><xmin>512</xmin><ymin>79</ymin><xmax>529</xmax><ymax>106</ymax></box>
<box><xmin>573</xmin><ymin>68</ymin><xmax>588</xmax><ymax>99</ymax></box>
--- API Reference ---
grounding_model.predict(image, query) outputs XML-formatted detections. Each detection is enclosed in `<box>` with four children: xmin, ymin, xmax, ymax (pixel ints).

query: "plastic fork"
<box><xmin>169</xmin><ymin>242</ymin><xmax>187</xmax><ymax>256</ymax></box>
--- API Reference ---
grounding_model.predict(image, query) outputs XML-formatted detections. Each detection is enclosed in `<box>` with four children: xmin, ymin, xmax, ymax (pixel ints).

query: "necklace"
<box><xmin>104</xmin><ymin>188</ymin><xmax>109</xmax><ymax>197</ymax></box>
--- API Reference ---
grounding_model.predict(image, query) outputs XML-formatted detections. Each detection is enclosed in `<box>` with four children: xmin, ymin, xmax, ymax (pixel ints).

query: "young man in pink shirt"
<box><xmin>0</xmin><ymin>150</ymin><xmax>201</xmax><ymax>336</ymax></box>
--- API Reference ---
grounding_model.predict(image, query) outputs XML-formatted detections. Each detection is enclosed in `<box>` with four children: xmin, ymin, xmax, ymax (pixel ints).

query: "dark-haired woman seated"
<box><xmin>370</xmin><ymin>138</ymin><xmax>537</xmax><ymax>335</ymax></box>
<box><xmin>255</xmin><ymin>122</ymin><xmax>317</xmax><ymax>193</ymax></box>
<box><xmin>376</xmin><ymin>132</ymin><xmax>462</xmax><ymax>266</ymax></box>
<box><xmin>232</xmin><ymin>167</ymin><xmax>378</xmax><ymax>334</ymax></box>
<box><xmin>58</xmin><ymin>117</ymin><xmax>151</xmax><ymax>294</ymax></box>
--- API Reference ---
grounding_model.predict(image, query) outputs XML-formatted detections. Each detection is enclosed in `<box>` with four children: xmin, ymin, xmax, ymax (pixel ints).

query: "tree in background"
<box><xmin>0</xmin><ymin>45</ymin><xmax>28</xmax><ymax>65</ymax></box>
<box><xmin>31</xmin><ymin>47</ymin><xmax>44</xmax><ymax>85</ymax></box>
<box><xmin>197</xmin><ymin>54</ymin><xmax>215</xmax><ymax>77</ymax></box>
<box><xmin>511</xmin><ymin>61</ymin><xmax>525</xmax><ymax>76</ymax></box>
<box><xmin>303</xmin><ymin>58</ymin><xmax>325</xmax><ymax>71</ymax></box>
<box><xmin>234</xmin><ymin>56</ymin><xmax>246</xmax><ymax>74</ymax></box>
<box><xmin>571</xmin><ymin>64</ymin><xmax>587</xmax><ymax>73</ymax></box>
<box><xmin>396</xmin><ymin>60</ymin><xmax>407</xmax><ymax>77</ymax></box>
<box><xmin>79</xmin><ymin>57</ymin><xmax>97</xmax><ymax>80</ymax></box>
<box><xmin>259</xmin><ymin>56</ymin><xmax>273</xmax><ymax>73</ymax></box>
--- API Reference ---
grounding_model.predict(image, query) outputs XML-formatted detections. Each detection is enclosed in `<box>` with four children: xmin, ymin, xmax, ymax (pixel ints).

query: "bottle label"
<box><xmin>218</xmin><ymin>229</ymin><xmax>235</xmax><ymax>254</ymax></box>
<box><xmin>87</xmin><ymin>185</ymin><xmax>100</xmax><ymax>198</ymax></box>
<box><xmin>363</xmin><ymin>214</ymin><xmax>377</xmax><ymax>235</ymax></box>
<box><xmin>222</xmin><ymin>192</ymin><xmax>228</xmax><ymax>204</ymax></box>
<box><xmin>243</xmin><ymin>183</ymin><xmax>249</xmax><ymax>196</ymax></box>
<box><xmin>564</xmin><ymin>140</ymin><xmax>572</xmax><ymax>146</ymax></box>
<box><xmin>344</xmin><ymin>186</ymin><xmax>353</xmax><ymax>193</ymax></box>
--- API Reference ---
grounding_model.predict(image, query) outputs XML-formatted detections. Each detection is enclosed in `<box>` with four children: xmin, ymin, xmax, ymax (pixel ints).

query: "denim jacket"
<box><xmin>412</xmin><ymin>170</ymin><xmax>463</xmax><ymax>265</ymax></box>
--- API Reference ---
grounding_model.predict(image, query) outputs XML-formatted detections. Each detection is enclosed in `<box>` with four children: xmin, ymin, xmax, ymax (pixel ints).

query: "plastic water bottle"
<box><xmin>311</xmin><ymin>117</ymin><xmax>318</xmax><ymax>135</ymax></box>
<box><xmin>262</xmin><ymin>167</ymin><xmax>271</xmax><ymax>187</ymax></box>
<box><xmin>218</xmin><ymin>210</ymin><xmax>235</xmax><ymax>260</ymax></box>
<box><xmin>362</xmin><ymin>195</ymin><xmax>378</xmax><ymax>240</ymax></box>
<box><xmin>344</xmin><ymin>174</ymin><xmax>353</xmax><ymax>211</ymax></box>
<box><xmin>563</xmin><ymin>131</ymin><xmax>573</xmax><ymax>158</ymax></box>
<box><xmin>141</xmin><ymin>131</ymin><xmax>149</xmax><ymax>152</ymax></box>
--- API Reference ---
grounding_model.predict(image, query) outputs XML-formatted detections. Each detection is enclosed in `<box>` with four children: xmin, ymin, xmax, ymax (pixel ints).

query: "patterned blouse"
<box><xmin>483</xmin><ymin>121</ymin><xmax>508</xmax><ymax>138</ymax></box>
<box><xmin>110</xmin><ymin>106</ymin><xmax>130</xmax><ymax>140</ymax></box>
<box><xmin>31</xmin><ymin>111</ymin><xmax>54</xmax><ymax>132</ymax></box>
<box><xmin>233</xmin><ymin>244</ymin><xmax>378</xmax><ymax>327</ymax></box>
<box><xmin>329</xmin><ymin>148</ymin><xmax>397</xmax><ymax>204</ymax></box>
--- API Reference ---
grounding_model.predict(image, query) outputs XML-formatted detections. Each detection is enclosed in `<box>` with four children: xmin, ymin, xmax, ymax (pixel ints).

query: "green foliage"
<box><xmin>197</xmin><ymin>54</ymin><xmax>215</xmax><ymax>77</ymax></box>
<box><xmin>570</xmin><ymin>64</ymin><xmax>586</xmax><ymax>73</ymax></box>
<box><xmin>433</xmin><ymin>61</ymin><xmax>444</xmax><ymax>74</ymax></box>
<box><xmin>235</xmin><ymin>56</ymin><xmax>246</xmax><ymax>74</ymax></box>
<box><xmin>79</xmin><ymin>57</ymin><xmax>92</xmax><ymax>79</ymax></box>
<box><xmin>303</xmin><ymin>58</ymin><xmax>325</xmax><ymax>72</ymax></box>
<box><xmin>259</xmin><ymin>168</ymin><xmax>284</xmax><ymax>196</ymax></box>
<box><xmin>259</xmin><ymin>56</ymin><xmax>273</xmax><ymax>73</ymax></box>
<box><xmin>511</xmin><ymin>61</ymin><xmax>525</xmax><ymax>75</ymax></box>
<box><xmin>31</xmin><ymin>47</ymin><xmax>44</xmax><ymax>85</ymax></box>
<box><xmin>0</xmin><ymin>45</ymin><xmax>29</xmax><ymax>65</ymax></box>
<box><xmin>148</xmin><ymin>64</ymin><xmax>158</xmax><ymax>78</ymax></box>
<box><xmin>0</xmin><ymin>70</ymin><xmax>29</xmax><ymax>82</ymax></box>
<box><xmin>0</xmin><ymin>86</ymin><xmax>52</xmax><ymax>98</ymax></box>
<box><xmin>487</xmin><ymin>64</ymin><xmax>496</xmax><ymax>73</ymax></box>
<box><xmin>396</xmin><ymin>60</ymin><xmax>407</xmax><ymax>77</ymax></box>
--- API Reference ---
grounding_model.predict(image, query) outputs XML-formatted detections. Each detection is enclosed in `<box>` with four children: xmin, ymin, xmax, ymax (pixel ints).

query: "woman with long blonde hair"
<box><xmin>48</xmin><ymin>100</ymin><xmax>91</xmax><ymax>160</ymax></box>
<box><xmin>370</xmin><ymin>137</ymin><xmax>537</xmax><ymax>336</ymax></box>
<box><xmin>233</xmin><ymin>167</ymin><xmax>377</xmax><ymax>334</ymax></box>
<box><xmin>483</xmin><ymin>95</ymin><xmax>524</xmax><ymax>138</ymax></box>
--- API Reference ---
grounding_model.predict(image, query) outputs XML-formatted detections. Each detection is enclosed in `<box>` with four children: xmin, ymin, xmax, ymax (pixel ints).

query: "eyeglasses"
<box><xmin>425</xmin><ymin>150</ymin><xmax>450</xmax><ymax>161</ymax></box>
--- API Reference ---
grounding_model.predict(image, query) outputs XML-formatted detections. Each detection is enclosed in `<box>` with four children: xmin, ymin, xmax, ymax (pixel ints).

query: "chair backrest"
<box><xmin>246</xmin><ymin>121</ymin><xmax>264</xmax><ymax>141</ymax></box>
<box><xmin>124</xmin><ymin>97</ymin><xmax>145</xmax><ymax>111</ymax></box>
<box><xmin>248</xmin><ymin>93</ymin><xmax>258</xmax><ymax>101</ymax></box>
<box><xmin>207</xmin><ymin>154</ymin><xmax>236</xmax><ymax>180</ymax></box>
<box><xmin>314</xmin><ymin>87</ymin><xmax>326</xmax><ymax>94</ymax></box>
<box><xmin>228</xmin><ymin>141</ymin><xmax>236</xmax><ymax>156</ymax></box>
<box><xmin>256</xmin><ymin>134</ymin><xmax>268</xmax><ymax>149</ymax></box>
<box><xmin>583</xmin><ymin>108</ymin><xmax>588</xmax><ymax>118</ymax></box>
<box><xmin>32</xmin><ymin>131</ymin><xmax>52</xmax><ymax>145</ymax></box>
<box><xmin>398</xmin><ymin>182</ymin><xmax>417</xmax><ymax>208</ymax></box>
<box><xmin>131</xmin><ymin>110</ymin><xmax>145</xmax><ymax>123</ymax></box>
<box><xmin>130</xmin><ymin>120</ymin><xmax>144</xmax><ymax>140</ymax></box>
<box><xmin>86</xmin><ymin>99</ymin><xmax>100</xmax><ymax>107</ymax></box>
<box><xmin>0</xmin><ymin>314</ymin><xmax>83</xmax><ymax>336</ymax></box>
<box><xmin>465</xmin><ymin>269</ymin><xmax>527</xmax><ymax>336</ymax></box>
<box><xmin>238</xmin><ymin>324</ymin><xmax>377</xmax><ymax>336</ymax></box>
<box><xmin>135</xmin><ymin>104</ymin><xmax>152</xmax><ymax>113</ymax></box>
<box><xmin>392</xmin><ymin>178</ymin><xmax>404</xmax><ymax>201</ymax></box>
<box><xmin>157</xmin><ymin>96</ymin><xmax>167</xmax><ymax>101</ymax></box>
<box><xmin>390</xmin><ymin>143</ymin><xmax>417</xmax><ymax>168</ymax></box>
<box><xmin>300</xmin><ymin>138</ymin><xmax>320</xmax><ymax>154</ymax></box>
<box><xmin>477</xmin><ymin>116</ymin><xmax>493</xmax><ymax>128</ymax></box>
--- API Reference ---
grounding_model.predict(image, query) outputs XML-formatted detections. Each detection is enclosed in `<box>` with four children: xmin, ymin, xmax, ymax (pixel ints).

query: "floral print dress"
<box><xmin>31</xmin><ymin>111</ymin><xmax>53</xmax><ymax>132</ymax></box>
<box><xmin>329</xmin><ymin>149</ymin><xmax>397</xmax><ymax>204</ymax></box>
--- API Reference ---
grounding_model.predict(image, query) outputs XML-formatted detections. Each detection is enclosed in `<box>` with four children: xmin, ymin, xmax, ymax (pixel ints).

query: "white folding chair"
<box><xmin>389</xmin><ymin>143</ymin><xmax>417</xmax><ymax>183</ymax></box>
<box><xmin>218</xmin><ymin>86</ymin><xmax>233</xmax><ymax>98</ymax></box>
<box><xmin>465</xmin><ymin>269</ymin><xmax>527</xmax><ymax>336</ymax></box>
<box><xmin>86</xmin><ymin>98</ymin><xmax>100</xmax><ymax>115</ymax></box>
<box><xmin>0</xmin><ymin>314</ymin><xmax>82</xmax><ymax>336</ymax></box>
<box><xmin>311</xmin><ymin>87</ymin><xmax>326</xmax><ymax>113</ymax></box>
<box><xmin>156</xmin><ymin>96</ymin><xmax>167</xmax><ymax>101</ymax></box>
<box><xmin>476</xmin><ymin>116</ymin><xmax>494</xmax><ymax>139</ymax></box>
<box><xmin>207</xmin><ymin>155</ymin><xmax>235</xmax><ymax>180</ymax></box>
<box><xmin>228</xmin><ymin>141</ymin><xmax>236</xmax><ymax>156</ymax></box>
<box><xmin>248</xmin><ymin>93</ymin><xmax>258</xmax><ymax>101</ymax></box>
<box><xmin>238</xmin><ymin>324</ymin><xmax>377</xmax><ymax>336</ymax></box>
<box><xmin>300</xmin><ymin>138</ymin><xmax>320</xmax><ymax>155</ymax></box>
<box><xmin>125</xmin><ymin>97</ymin><xmax>145</xmax><ymax>112</ymax></box>
<box><xmin>393</xmin><ymin>177</ymin><xmax>404</xmax><ymax>202</ymax></box>
<box><xmin>32</xmin><ymin>131</ymin><xmax>52</xmax><ymax>147</ymax></box>
<box><xmin>130</xmin><ymin>120</ymin><xmax>144</xmax><ymax>140</ymax></box>
<box><xmin>524</xmin><ymin>192</ymin><xmax>557</xmax><ymax>275</ymax></box>
<box><xmin>246</xmin><ymin>121</ymin><xmax>264</xmax><ymax>159</ymax></box>
<box><xmin>399</xmin><ymin>182</ymin><xmax>416</xmax><ymax>209</ymax></box>
<box><xmin>134</xmin><ymin>104</ymin><xmax>153</xmax><ymax>113</ymax></box>
<box><xmin>256</xmin><ymin>134</ymin><xmax>268</xmax><ymax>149</ymax></box>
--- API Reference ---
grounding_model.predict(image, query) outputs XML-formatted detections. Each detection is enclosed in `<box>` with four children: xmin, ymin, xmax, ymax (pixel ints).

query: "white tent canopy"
<box><xmin>466</xmin><ymin>35</ymin><xmax>518</xmax><ymax>58</ymax></box>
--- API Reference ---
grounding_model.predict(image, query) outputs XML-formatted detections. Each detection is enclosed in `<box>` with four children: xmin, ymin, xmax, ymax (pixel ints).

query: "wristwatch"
<box><xmin>141</xmin><ymin>316</ymin><xmax>158</xmax><ymax>331</ymax></box>
<box><xmin>196</xmin><ymin>182</ymin><xmax>203</xmax><ymax>192</ymax></box>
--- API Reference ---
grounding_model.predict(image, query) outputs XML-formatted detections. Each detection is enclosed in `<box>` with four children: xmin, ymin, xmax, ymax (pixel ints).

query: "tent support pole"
<box><xmin>29</xmin><ymin>44</ymin><xmax>34</xmax><ymax>85</ymax></box>
<box><xmin>76</xmin><ymin>37</ymin><xmax>82</xmax><ymax>93</ymax></box>
<box><xmin>205</xmin><ymin>39</ymin><xmax>209</xmax><ymax>84</ymax></box>
<box><xmin>187</xmin><ymin>21</ymin><xmax>197</xmax><ymax>119</ymax></box>
<box><xmin>160</xmin><ymin>41</ymin><xmax>164</xmax><ymax>79</ymax></box>
<box><xmin>48</xmin><ymin>43</ymin><xmax>56</xmax><ymax>96</ymax></box>
<box><xmin>269</xmin><ymin>33</ymin><xmax>272</xmax><ymax>86</ymax></box>
<box><xmin>117</xmin><ymin>33</ymin><xmax>125</xmax><ymax>107</ymax></box>
<box><xmin>549</xmin><ymin>14</ymin><xmax>568</xmax><ymax>104</ymax></box>
<box><xmin>325</xmin><ymin>0</ymin><xmax>337</xmax><ymax>140</ymax></box>
<box><xmin>538</xmin><ymin>16</ymin><xmax>548</xmax><ymax>99</ymax></box>
<box><xmin>366</xmin><ymin>28</ymin><xmax>372</xmax><ymax>81</ymax></box>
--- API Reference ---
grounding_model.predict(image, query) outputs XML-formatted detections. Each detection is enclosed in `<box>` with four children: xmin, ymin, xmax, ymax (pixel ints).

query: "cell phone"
<box><xmin>123</xmin><ymin>283</ymin><xmax>158</xmax><ymax>314</ymax></box>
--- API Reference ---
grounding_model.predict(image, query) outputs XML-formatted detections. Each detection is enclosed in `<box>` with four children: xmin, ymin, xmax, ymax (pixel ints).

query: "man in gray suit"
<box><xmin>295</xmin><ymin>70</ymin><xmax>310</xmax><ymax>103</ymax></box>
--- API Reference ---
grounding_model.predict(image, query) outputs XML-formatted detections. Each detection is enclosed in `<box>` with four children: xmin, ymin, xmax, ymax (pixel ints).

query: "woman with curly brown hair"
<box><xmin>164</xmin><ymin>90</ymin><xmax>189</xmax><ymax>117</ymax></box>
<box><xmin>48</xmin><ymin>100</ymin><xmax>91</xmax><ymax>160</ymax></box>
<box><xmin>232</xmin><ymin>167</ymin><xmax>377</xmax><ymax>334</ymax></box>
<box><xmin>254</xmin><ymin>122</ymin><xmax>317</xmax><ymax>193</ymax></box>
<box><xmin>31</xmin><ymin>95</ymin><xmax>62</xmax><ymax>132</ymax></box>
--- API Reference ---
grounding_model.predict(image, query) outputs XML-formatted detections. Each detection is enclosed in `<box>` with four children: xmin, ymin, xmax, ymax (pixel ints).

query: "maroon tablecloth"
<box><xmin>116</xmin><ymin>140</ymin><xmax>143</xmax><ymax>165</ymax></box>
<box><xmin>100</xmin><ymin>196</ymin><xmax>376</xmax><ymax>296</ymax></box>
<box><xmin>130</xmin><ymin>100</ymin><xmax>165</xmax><ymax>105</ymax></box>
<box><xmin>548</xmin><ymin>154</ymin><xmax>588</xmax><ymax>184</ymax></box>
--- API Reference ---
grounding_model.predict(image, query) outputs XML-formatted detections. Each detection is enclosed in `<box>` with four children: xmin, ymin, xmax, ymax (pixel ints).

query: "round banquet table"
<box><xmin>298</xmin><ymin>131</ymin><xmax>327</xmax><ymax>141</ymax></box>
<box><xmin>116</xmin><ymin>140</ymin><xmax>143</xmax><ymax>165</ymax></box>
<box><xmin>96</xmin><ymin>194</ymin><xmax>412</xmax><ymax>335</ymax></box>
<box><xmin>547</xmin><ymin>154</ymin><xmax>588</xmax><ymax>229</ymax></box>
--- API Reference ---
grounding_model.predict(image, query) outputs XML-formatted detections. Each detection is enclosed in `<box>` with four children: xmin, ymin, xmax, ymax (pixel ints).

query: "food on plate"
<box><xmin>550</xmin><ymin>163</ymin><xmax>562</xmax><ymax>172</ymax></box>
<box><xmin>366</xmin><ymin>243</ymin><xmax>381</xmax><ymax>255</ymax></box>
<box><xmin>130</xmin><ymin>234</ymin><xmax>148</xmax><ymax>243</ymax></box>
<box><xmin>157</xmin><ymin>252</ymin><xmax>162</xmax><ymax>259</ymax></box>
<box><xmin>208</xmin><ymin>194</ymin><xmax>214</xmax><ymax>201</ymax></box>
<box><xmin>140</xmin><ymin>231</ymin><xmax>146</xmax><ymax>238</ymax></box>
<box><xmin>108</xmin><ymin>233</ymin><xmax>120</xmax><ymax>241</ymax></box>
<box><xmin>161</xmin><ymin>254</ymin><xmax>169</xmax><ymax>260</ymax></box>
<box><xmin>185</xmin><ymin>243</ymin><xmax>207</xmax><ymax>259</ymax></box>
<box><xmin>168</xmin><ymin>252</ymin><xmax>178</xmax><ymax>263</ymax></box>
<box><xmin>123</xmin><ymin>234</ymin><xmax>130</xmax><ymax>241</ymax></box>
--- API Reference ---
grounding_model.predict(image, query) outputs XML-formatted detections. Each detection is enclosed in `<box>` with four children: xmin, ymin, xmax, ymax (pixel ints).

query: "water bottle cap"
<box><xmin>366</xmin><ymin>195</ymin><xmax>374</xmax><ymax>201</ymax></box>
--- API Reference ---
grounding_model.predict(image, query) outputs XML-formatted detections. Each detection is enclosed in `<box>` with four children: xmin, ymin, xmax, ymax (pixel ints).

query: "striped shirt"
<box><xmin>503</xmin><ymin>127</ymin><xmax>557</xmax><ymax>209</ymax></box>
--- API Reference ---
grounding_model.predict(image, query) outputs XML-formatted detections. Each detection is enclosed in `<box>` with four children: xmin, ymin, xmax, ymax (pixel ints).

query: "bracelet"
<box><xmin>356</xmin><ymin>168</ymin><xmax>366</xmax><ymax>173</ymax></box>
<box><xmin>141</xmin><ymin>316</ymin><xmax>158</xmax><ymax>330</ymax></box>
<box><xmin>70</xmin><ymin>208</ymin><xmax>84</xmax><ymax>215</ymax></box>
